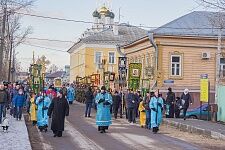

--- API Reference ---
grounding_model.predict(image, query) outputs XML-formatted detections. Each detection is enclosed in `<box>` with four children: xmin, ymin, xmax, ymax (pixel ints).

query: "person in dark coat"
<box><xmin>0</xmin><ymin>83</ymin><xmax>7</xmax><ymax>124</ymax></box>
<box><xmin>125</xmin><ymin>89</ymin><xmax>136</xmax><ymax>123</ymax></box>
<box><xmin>174</xmin><ymin>97</ymin><xmax>182</xmax><ymax>118</ymax></box>
<box><xmin>112</xmin><ymin>91</ymin><xmax>122</xmax><ymax>119</ymax></box>
<box><xmin>84</xmin><ymin>87</ymin><xmax>94</xmax><ymax>117</ymax></box>
<box><xmin>181</xmin><ymin>89</ymin><xmax>192</xmax><ymax>120</ymax></box>
<box><xmin>143</xmin><ymin>92</ymin><xmax>151</xmax><ymax>129</ymax></box>
<box><xmin>166</xmin><ymin>87</ymin><xmax>175</xmax><ymax>118</ymax></box>
<box><xmin>48</xmin><ymin>90</ymin><xmax>69</xmax><ymax>137</ymax></box>
<box><xmin>134</xmin><ymin>91</ymin><xmax>141</xmax><ymax>118</ymax></box>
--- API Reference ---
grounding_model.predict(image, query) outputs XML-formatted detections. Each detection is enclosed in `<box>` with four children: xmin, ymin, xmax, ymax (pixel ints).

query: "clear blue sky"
<box><xmin>17</xmin><ymin>0</ymin><xmax>206</xmax><ymax>71</ymax></box>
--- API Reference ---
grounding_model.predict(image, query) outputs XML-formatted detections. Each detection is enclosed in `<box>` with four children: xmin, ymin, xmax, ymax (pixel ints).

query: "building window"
<box><xmin>95</xmin><ymin>51</ymin><xmax>102</xmax><ymax>64</ymax></box>
<box><xmin>220</xmin><ymin>58</ymin><xmax>225</xmax><ymax>77</ymax></box>
<box><xmin>108</xmin><ymin>52</ymin><xmax>115</xmax><ymax>64</ymax></box>
<box><xmin>146</xmin><ymin>54</ymin><xmax>149</xmax><ymax>66</ymax></box>
<box><xmin>171</xmin><ymin>55</ymin><xmax>181</xmax><ymax>76</ymax></box>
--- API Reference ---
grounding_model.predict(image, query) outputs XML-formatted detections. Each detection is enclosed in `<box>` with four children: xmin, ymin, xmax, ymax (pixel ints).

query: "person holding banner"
<box><xmin>150</xmin><ymin>90</ymin><xmax>164</xmax><ymax>134</ymax></box>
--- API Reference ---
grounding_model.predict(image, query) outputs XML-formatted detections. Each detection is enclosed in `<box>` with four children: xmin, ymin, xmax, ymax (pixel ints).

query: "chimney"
<box><xmin>113</xmin><ymin>23</ymin><xmax>119</xmax><ymax>36</ymax></box>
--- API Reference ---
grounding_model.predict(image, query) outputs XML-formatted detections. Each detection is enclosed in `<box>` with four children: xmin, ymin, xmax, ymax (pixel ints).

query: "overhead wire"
<box><xmin>12</xmin><ymin>11</ymin><xmax>225</xmax><ymax>30</ymax></box>
<box><xmin>21</xmin><ymin>42</ymin><xmax>129</xmax><ymax>59</ymax></box>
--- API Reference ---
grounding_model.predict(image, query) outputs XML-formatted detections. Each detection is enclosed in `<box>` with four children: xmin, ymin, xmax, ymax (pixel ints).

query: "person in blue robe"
<box><xmin>67</xmin><ymin>84</ymin><xmax>75</xmax><ymax>104</ymax></box>
<box><xmin>95</xmin><ymin>86</ymin><xmax>112</xmax><ymax>133</ymax></box>
<box><xmin>36</xmin><ymin>94</ymin><xmax>51</xmax><ymax>132</ymax></box>
<box><xmin>149</xmin><ymin>90</ymin><xmax>164</xmax><ymax>134</ymax></box>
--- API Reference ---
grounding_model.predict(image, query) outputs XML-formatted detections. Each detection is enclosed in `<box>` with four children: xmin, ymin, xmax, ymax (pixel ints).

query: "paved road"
<box><xmin>31</xmin><ymin>102</ymin><xmax>220</xmax><ymax>150</ymax></box>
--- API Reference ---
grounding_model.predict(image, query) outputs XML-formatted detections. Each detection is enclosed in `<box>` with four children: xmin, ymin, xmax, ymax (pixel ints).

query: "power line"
<box><xmin>13</xmin><ymin>11</ymin><xmax>94</xmax><ymax>24</ymax></box>
<box><xmin>21</xmin><ymin>42</ymin><xmax>127</xmax><ymax>58</ymax></box>
<box><xmin>200</xmin><ymin>0</ymin><xmax>225</xmax><ymax>11</ymax></box>
<box><xmin>22</xmin><ymin>43</ymin><xmax>68</xmax><ymax>52</ymax></box>
<box><xmin>13</xmin><ymin>11</ymin><xmax>225</xmax><ymax>30</ymax></box>
<box><xmin>23</xmin><ymin>37</ymin><xmax>76</xmax><ymax>43</ymax></box>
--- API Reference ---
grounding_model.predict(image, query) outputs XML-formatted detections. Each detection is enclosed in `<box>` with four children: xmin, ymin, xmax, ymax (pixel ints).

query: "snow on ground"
<box><xmin>0</xmin><ymin>113</ymin><xmax>32</xmax><ymax>150</ymax></box>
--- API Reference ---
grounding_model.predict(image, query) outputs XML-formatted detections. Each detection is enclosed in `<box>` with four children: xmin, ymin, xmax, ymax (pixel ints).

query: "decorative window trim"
<box><xmin>169</xmin><ymin>51</ymin><xmax>184</xmax><ymax>80</ymax></box>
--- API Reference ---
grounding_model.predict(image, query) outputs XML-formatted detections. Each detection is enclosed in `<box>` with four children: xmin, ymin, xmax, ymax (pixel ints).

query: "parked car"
<box><xmin>180</xmin><ymin>104</ymin><xmax>211</xmax><ymax>120</ymax></box>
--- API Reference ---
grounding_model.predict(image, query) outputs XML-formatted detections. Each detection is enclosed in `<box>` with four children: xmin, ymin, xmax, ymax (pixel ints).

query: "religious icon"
<box><xmin>119</xmin><ymin>57</ymin><xmax>126</xmax><ymax>68</ymax></box>
<box><xmin>132</xmin><ymin>69</ymin><xmax>139</xmax><ymax>77</ymax></box>
<box><xmin>109</xmin><ymin>73</ymin><xmax>115</xmax><ymax>81</ymax></box>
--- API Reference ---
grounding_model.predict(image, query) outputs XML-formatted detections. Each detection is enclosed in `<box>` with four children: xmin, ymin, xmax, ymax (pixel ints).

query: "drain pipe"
<box><xmin>147</xmin><ymin>31</ymin><xmax>158</xmax><ymax>90</ymax></box>
<box><xmin>116</xmin><ymin>44</ymin><xmax>125</xmax><ymax>57</ymax></box>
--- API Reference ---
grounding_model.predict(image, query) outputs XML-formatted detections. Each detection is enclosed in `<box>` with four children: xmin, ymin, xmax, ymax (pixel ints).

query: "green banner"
<box><xmin>128</xmin><ymin>63</ymin><xmax>142</xmax><ymax>90</ymax></box>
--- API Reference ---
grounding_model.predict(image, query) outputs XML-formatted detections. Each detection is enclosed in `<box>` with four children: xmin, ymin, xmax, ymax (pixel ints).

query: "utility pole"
<box><xmin>215</xmin><ymin>28</ymin><xmax>222</xmax><ymax>104</ymax></box>
<box><xmin>7</xmin><ymin>11</ymin><xmax>13</xmax><ymax>82</ymax></box>
<box><xmin>0</xmin><ymin>7</ymin><xmax>7</xmax><ymax>79</ymax></box>
<box><xmin>8</xmin><ymin>32</ymin><xmax>13</xmax><ymax>82</ymax></box>
<box><xmin>12</xmin><ymin>48</ymin><xmax>16</xmax><ymax>82</ymax></box>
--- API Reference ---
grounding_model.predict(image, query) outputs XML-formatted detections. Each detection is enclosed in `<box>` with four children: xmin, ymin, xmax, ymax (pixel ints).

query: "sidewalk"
<box><xmin>163</xmin><ymin>118</ymin><xmax>225</xmax><ymax>140</ymax></box>
<box><xmin>0</xmin><ymin>113</ymin><xmax>32</xmax><ymax>150</ymax></box>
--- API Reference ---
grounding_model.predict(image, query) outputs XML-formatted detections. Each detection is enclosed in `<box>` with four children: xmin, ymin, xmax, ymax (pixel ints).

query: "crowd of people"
<box><xmin>0</xmin><ymin>81</ymin><xmax>75</xmax><ymax>137</ymax></box>
<box><xmin>0</xmin><ymin>80</ymin><xmax>193</xmax><ymax>136</ymax></box>
<box><xmin>81</xmin><ymin>86</ymin><xmax>193</xmax><ymax>134</ymax></box>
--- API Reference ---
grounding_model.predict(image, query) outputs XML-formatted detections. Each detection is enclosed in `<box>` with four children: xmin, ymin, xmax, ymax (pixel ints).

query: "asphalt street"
<box><xmin>29</xmin><ymin>102</ymin><xmax>224</xmax><ymax>150</ymax></box>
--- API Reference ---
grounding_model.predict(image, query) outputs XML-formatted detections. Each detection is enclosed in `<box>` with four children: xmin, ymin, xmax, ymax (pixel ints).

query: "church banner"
<box><xmin>118</xmin><ymin>57</ymin><xmax>127</xmax><ymax>86</ymax></box>
<box><xmin>128</xmin><ymin>63</ymin><xmax>142</xmax><ymax>90</ymax></box>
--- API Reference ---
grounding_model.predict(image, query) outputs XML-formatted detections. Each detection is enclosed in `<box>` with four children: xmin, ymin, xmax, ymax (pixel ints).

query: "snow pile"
<box><xmin>0</xmin><ymin>114</ymin><xmax>32</xmax><ymax>150</ymax></box>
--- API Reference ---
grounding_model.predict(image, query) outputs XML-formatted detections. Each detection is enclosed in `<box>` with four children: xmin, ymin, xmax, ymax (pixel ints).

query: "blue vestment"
<box><xmin>67</xmin><ymin>87</ymin><xmax>75</xmax><ymax>102</ymax></box>
<box><xmin>95</xmin><ymin>92</ymin><xmax>112</xmax><ymax>126</ymax></box>
<box><xmin>36</xmin><ymin>96</ymin><xmax>51</xmax><ymax>127</ymax></box>
<box><xmin>149</xmin><ymin>96</ymin><xmax>164</xmax><ymax>128</ymax></box>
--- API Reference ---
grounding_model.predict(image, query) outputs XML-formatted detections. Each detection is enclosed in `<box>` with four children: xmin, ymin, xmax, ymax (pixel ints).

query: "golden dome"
<box><xmin>99</xmin><ymin>6</ymin><xmax>108</xmax><ymax>15</ymax></box>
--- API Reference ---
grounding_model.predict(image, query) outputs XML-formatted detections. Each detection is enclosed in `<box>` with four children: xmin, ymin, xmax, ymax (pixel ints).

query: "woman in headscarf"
<box><xmin>29</xmin><ymin>92</ymin><xmax>37</xmax><ymax>126</ymax></box>
<box><xmin>181</xmin><ymin>89</ymin><xmax>192</xmax><ymax>120</ymax></box>
<box><xmin>138</xmin><ymin>97</ymin><xmax>146</xmax><ymax>128</ymax></box>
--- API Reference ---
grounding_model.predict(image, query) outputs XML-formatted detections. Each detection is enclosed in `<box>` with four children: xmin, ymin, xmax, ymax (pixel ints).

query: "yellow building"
<box><xmin>68</xmin><ymin>6</ymin><xmax>146</xmax><ymax>86</ymax></box>
<box><xmin>124</xmin><ymin>11</ymin><xmax>225</xmax><ymax>104</ymax></box>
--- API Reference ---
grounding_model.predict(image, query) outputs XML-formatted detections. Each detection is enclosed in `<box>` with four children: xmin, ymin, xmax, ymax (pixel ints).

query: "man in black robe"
<box><xmin>48</xmin><ymin>90</ymin><xmax>69</xmax><ymax>137</ymax></box>
<box><xmin>166</xmin><ymin>87</ymin><xmax>175</xmax><ymax>118</ymax></box>
<box><xmin>112</xmin><ymin>91</ymin><xmax>122</xmax><ymax>119</ymax></box>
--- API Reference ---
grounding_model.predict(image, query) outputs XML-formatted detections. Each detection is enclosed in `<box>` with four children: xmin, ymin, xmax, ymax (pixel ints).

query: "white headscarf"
<box><xmin>184</xmin><ymin>89</ymin><xmax>189</xmax><ymax>95</ymax></box>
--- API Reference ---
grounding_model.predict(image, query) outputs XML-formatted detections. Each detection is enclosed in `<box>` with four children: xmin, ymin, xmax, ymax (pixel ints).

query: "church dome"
<box><xmin>105</xmin><ymin>10</ymin><xmax>115</xmax><ymax>19</ymax></box>
<box><xmin>99</xmin><ymin>6</ymin><xmax>108</xmax><ymax>15</ymax></box>
<box><xmin>92</xmin><ymin>10</ymin><xmax>100</xmax><ymax>18</ymax></box>
<box><xmin>109</xmin><ymin>11</ymin><xmax>115</xmax><ymax>19</ymax></box>
<box><xmin>105</xmin><ymin>10</ymin><xmax>111</xmax><ymax>17</ymax></box>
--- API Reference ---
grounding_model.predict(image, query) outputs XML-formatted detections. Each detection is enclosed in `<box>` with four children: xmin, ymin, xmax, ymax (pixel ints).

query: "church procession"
<box><xmin>0</xmin><ymin>0</ymin><xmax>225</xmax><ymax>150</ymax></box>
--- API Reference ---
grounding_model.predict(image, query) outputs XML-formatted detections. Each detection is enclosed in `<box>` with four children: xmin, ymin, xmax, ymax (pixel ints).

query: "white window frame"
<box><xmin>108</xmin><ymin>51</ymin><xmax>116</xmax><ymax>64</ymax></box>
<box><xmin>94</xmin><ymin>51</ymin><xmax>103</xmax><ymax>64</ymax></box>
<box><xmin>171</xmin><ymin>55</ymin><xmax>182</xmax><ymax>76</ymax></box>
<box><xmin>220</xmin><ymin>58</ymin><xmax>225</xmax><ymax>78</ymax></box>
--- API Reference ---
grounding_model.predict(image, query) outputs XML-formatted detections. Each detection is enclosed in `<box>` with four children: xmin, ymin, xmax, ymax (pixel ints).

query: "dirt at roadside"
<box><xmin>24</xmin><ymin>114</ymin><xmax>43</xmax><ymax>150</ymax></box>
<box><xmin>161</xmin><ymin>125</ymin><xmax>225</xmax><ymax>150</ymax></box>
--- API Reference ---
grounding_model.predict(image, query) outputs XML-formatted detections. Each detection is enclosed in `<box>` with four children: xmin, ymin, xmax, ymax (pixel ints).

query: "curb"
<box><xmin>162</xmin><ymin>119</ymin><xmax>225</xmax><ymax>140</ymax></box>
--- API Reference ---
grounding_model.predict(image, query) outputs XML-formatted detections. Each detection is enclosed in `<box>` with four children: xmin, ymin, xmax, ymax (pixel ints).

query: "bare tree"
<box><xmin>48</xmin><ymin>64</ymin><xmax>59</xmax><ymax>73</ymax></box>
<box><xmin>0</xmin><ymin>0</ymin><xmax>34</xmax><ymax>81</ymax></box>
<box><xmin>197</xmin><ymin>0</ymin><xmax>225</xmax><ymax>11</ymax></box>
